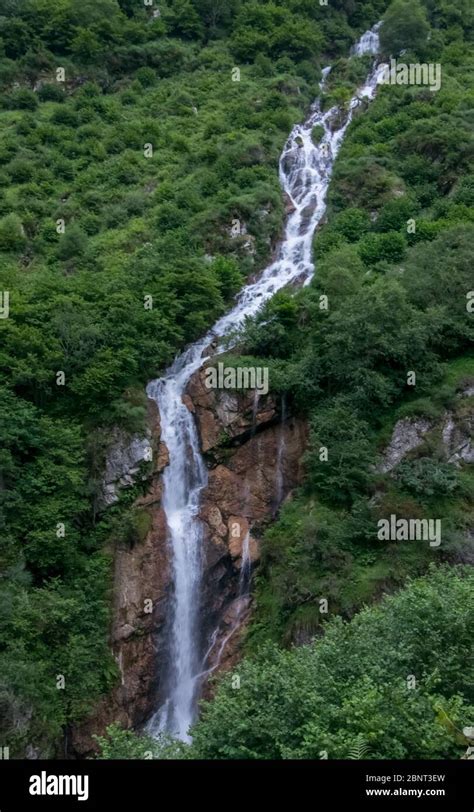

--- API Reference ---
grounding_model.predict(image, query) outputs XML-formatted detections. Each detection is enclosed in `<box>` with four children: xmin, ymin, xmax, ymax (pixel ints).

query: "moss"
<box><xmin>311</xmin><ymin>124</ymin><xmax>324</xmax><ymax>145</ymax></box>
<box><xmin>134</xmin><ymin>509</ymin><xmax>152</xmax><ymax>544</ymax></box>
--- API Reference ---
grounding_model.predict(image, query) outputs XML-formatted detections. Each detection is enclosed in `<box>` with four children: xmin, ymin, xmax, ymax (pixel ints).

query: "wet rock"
<box><xmin>74</xmin><ymin>361</ymin><xmax>308</xmax><ymax>754</ymax></box>
<box><xmin>71</xmin><ymin>476</ymin><xmax>171</xmax><ymax>756</ymax></box>
<box><xmin>284</xmin><ymin>192</ymin><xmax>296</xmax><ymax>214</ymax></box>
<box><xmin>186</xmin><ymin>366</ymin><xmax>278</xmax><ymax>454</ymax></box>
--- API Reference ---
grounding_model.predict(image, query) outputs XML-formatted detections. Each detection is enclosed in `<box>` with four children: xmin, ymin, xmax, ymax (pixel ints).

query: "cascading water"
<box><xmin>351</xmin><ymin>21</ymin><xmax>382</xmax><ymax>56</ymax></box>
<box><xmin>146</xmin><ymin>25</ymin><xmax>387</xmax><ymax>742</ymax></box>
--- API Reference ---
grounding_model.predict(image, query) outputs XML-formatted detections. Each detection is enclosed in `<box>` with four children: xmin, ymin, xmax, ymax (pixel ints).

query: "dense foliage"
<box><xmin>190</xmin><ymin>567</ymin><xmax>474</xmax><ymax>759</ymax></box>
<box><xmin>97</xmin><ymin>567</ymin><xmax>474</xmax><ymax>759</ymax></box>
<box><xmin>0</xmin><ymin>0</ymin><xmax>394</xmax><ymax>757</ymax></box>
<box><xmin>1</xmin><ymin>0</ymin><xmax>472</xmax><ymax>759</ymax></box>
<box><xmin>233</xmin><ymin>0</ymin><xmax>474</xmax><ymax>645</ymax></box>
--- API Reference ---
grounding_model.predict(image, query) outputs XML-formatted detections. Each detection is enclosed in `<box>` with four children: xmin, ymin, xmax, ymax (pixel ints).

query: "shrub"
<box><xmin>37</xmin><ymin>83</ymin><xmax>65</xmax><ymax>103</ymax></box>
<box><xmin>358</xmin><ymin>231</ymin><xmax>406</xmax><ymax>265</ymax></box>
<box><xmin>6</xmin><ymin>87</ymin><xmax>38</xmax><ymax>110</ymax></box>
<box><xmin>56</xmin><ymin>225</ymin><xmax>88</xmax><ymax>260</ymax></box>
<box><xmin>0</xmin><ymin>213</ymin><xmax>26</xmax><ymax>251</ymax></box>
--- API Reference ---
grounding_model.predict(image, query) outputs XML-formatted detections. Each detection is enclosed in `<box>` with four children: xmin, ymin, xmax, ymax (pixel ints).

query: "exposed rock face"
<box><xmin>378</xmin><ymin>417</ymin><xmax>432</xmax><ymax>473</ymax></box>
<box><xmin>99</xmin><ymin>432</ymin><xmax>152</xmax><ymax>508</ymax></box>
<box><xmin>376</xmin><ymin>389</ymin><xmax>473</xmax><ymax>566</ymax></box>
<box><xmin>98</xmin><ymin>400</ymin><xmax>169</xmax><ymax>510</ymax></box>
<box><xmin>442</xmin><ymin>413</ymin><xmax>474</xmax><ymax>465</ymax></box>
<box><xmin>70</xmin><ymin>477</ymin><xmax>171</xmax><ymax>755</ymax></box>
<box><xmin>284</xmin><ymin>191</ymin><xmax>296</xmax><ymax>214</ymax></box>
<box><xmin>188</xmin><ymin>365</ymin><xmax>308</xmax><ymax>677</ymax></box>
<box><xmin>379</xmin><ymin>388</ymin><xmax>474</xmax><ymax>474</ymax></box>
<box><xmin>186</xmin><ymin>366</ymin><xmax>279</xmax><ymax>454</ymax></box>
<box><xmin>71</xmin><ymin>366</ymin><xmax>308</xmax><ymax>754</ymax></box>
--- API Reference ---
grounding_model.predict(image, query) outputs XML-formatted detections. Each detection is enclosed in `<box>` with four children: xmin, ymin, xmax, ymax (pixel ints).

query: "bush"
<box><xmin>7</xmin><ymin>158</ymin><xmax>34</xmax><ymax>183</ymax></box>
<box><xmin>134</xmin><ymin>66</ymin><xmax>156</xmax><ymax>86</ymax></box>
<box><xmin>6</xmin><ymin>87</ymin><xmax>38</xmax><ymax>110</ymax></box>
<box><xmin>51</xmin><ymin>107</ymin><xmax>79</xmax><ymax>127</ymax></box>
<box><xmin>311</xmin><ymin>124</ymin><xmax>324</xmax><ymax>145</ymax></box>
<box><xmin>333</xmin><ymin>207</ymin><xmax>371</xmax><ymax>241</ymax></box>
<box><xmin>0</xmin><ymin>213</ymin><xmax>26</xmax><ymax>251</ymax></box>
<box><xmin>37</xmin><ymin>83</ymin><xmax>65</xmax><ymax>103</ymax></box>
<box><xmin>358</xmin><ymin>231</ymin><xmax>406</xmax><ymax>265</ymax></box>
<box><xmin>56</xmin><ymin>225</ymin><xmax>88</xmax><ymax>260</ymax></box>
<box><xmin>395</xmin><ymin>458</ymin><xmax>460</xmax><ymax>498</ymax></box>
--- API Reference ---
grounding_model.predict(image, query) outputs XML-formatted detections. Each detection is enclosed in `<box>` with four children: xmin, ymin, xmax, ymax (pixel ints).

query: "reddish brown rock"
<box><xmin>186</xmin><ymin>367</ymin><xmax>278</xmax><ymax>454</ymax></box>
<box><xmin>71</xmin><ymin>358</ymin><xmax>308</xmax><ymax>754</ymax></box>
<box><xmin>70</xmin><ymin>479</ymin><xmax>171</xmax><ymax>756</ymax></box>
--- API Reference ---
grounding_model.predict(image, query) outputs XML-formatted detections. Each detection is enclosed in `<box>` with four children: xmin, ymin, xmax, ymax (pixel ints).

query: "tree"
<box><xmin>306</xmin><ymin>400</ymin><xmax>373</xmax><ymax>505</ymax></box>
<box><xmin>70</xmin><ymin>29</ymin><xmax>102</xmax><ymax>62</ymax></box>
<box><xmin>56</xmin><ymin>225</ymin><xmax>88</xmax><ymax>261</ymax></box>
<box><xmin>380</xmin><ymin>0</ymin><xmax>430</xmax><ymax>56</ymax></box>
<box><xmin>0</xmin><ymin>213</ymin><xmax>26</xmax><ymax>251</ymax></box>
<box><xmin>163</xmin><ymin>0</ymin><xmax>204</xmax><ymax>40</ymax></box>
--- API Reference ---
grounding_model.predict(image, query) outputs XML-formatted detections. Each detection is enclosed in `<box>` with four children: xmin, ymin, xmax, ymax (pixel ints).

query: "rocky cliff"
<box><xmin>71</xmin><ymin>364</ymin><xmax>308</xmax><ymax>755</ymax></box>
<box><xmin>187</xmin><ymin>368</ymin><xmax>308</xmax><ymax>679</ymax></box>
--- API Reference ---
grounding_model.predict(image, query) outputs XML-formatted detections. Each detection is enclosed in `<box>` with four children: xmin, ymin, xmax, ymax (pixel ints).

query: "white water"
<box><xmin>351</xmin><ymin>22</ymin><xmax>382</xmax><ymax>56</ymax></box>
<box><xmin>239</xmin><ymin>532</ymin><xmax>251</xmax><ymax>593</ymax></box>
<box><xmin>146</xmin><ymin>26</ymin><xmax>386</xmax><ymax>742</ymax></box>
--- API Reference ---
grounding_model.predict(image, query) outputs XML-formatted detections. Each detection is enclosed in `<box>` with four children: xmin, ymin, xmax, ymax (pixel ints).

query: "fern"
<box><xmin>348</xmin><ymin>734</ymin><xmax>371</xmax><ymax>760</ymax></box>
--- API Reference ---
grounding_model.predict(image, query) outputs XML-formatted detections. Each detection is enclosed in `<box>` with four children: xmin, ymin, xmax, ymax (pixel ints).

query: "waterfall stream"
<box><xmin>145</xmin><ymin>25</ymin><xmax>387</xmax><ymax>742</ymax></box>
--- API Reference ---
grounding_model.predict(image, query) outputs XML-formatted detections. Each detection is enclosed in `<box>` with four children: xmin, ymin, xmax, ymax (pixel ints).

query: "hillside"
<box><xmin>0</xmin><ymin>0</ymin><xmax>472</xmax><ymax>761</ymax></box>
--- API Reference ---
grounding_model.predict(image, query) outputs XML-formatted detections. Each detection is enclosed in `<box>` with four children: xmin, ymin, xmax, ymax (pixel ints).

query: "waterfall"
<box><xmin>239</xmin><ymin>531</ymin><xmax>251</xmax><ymax>594</ymax></box>
<box><xmin>145</xmin><ymin>25</ymin><xmax>386</xmax><ymax>742</ymax></box>
<box><xmin>351</xmin><ymin>21</ymin><xmax>382</xmax><ymax>56</ymax></box>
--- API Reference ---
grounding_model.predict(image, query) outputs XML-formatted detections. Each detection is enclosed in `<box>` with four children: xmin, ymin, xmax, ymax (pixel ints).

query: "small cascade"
<box><xmin>196</xmin><ymin>530</ymin><xmax>253</xmax><ymax>683</ymax></box>
<box><xmin>238</xmin><ymin>531</ymin><xmax>251</xmax><ymax>595</ymax></box>
<box><xmin>351</xmin><ymin>21</ymin><xmax>381</xmax><ymax>56</ymax></box>
<box><xmin>250</xmin><ymin>389</ymin><xmax>260</xmax><ymax>437</ymax></box>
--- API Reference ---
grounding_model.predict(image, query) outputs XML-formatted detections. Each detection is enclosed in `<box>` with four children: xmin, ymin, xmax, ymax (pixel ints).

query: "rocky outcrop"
<box><xmin>378</xmin><ymin>386</ymin><xmax>473</xmax><ymax>474</ymax></box>
<box><xmin>377</xmin><ymin>417</ymin><xmax>433</xmax><ymax>473</ymax></box>
<box><xmin>98</xmin><ymin>400</ymin><xmax>169</xmax><ymax>508</ymax></box>
<box><xmin>442</xmin><ymin>413</ymin><xmax>474</xmax><ymax>465</ymax></box>
<box><xmin>187</xmin><ymin>366</ymin><xmax>308</xmax><ymax>676</ymax></box>
<box><xmin>71</xmin><ymin>400</ymin><xmax>172</xmax><ymax>756</ymax></box>
<box><xmin>70</xmin><ymin>478</ymin><xmax>170</xmax><ymax>755</ymax></box>
<box><xmin>99</xmin><ymin>432</ymin><xmax>152</xmax><ymax>508</ymax></box>
<box><xmin>375</xmin><ymin>387</ymin><xmax>473</xmax><ymax>567</ymax></box>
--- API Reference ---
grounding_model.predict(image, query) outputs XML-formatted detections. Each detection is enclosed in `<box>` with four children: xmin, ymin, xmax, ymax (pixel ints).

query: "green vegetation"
<box><xmin>98</xmin><ymin>567</ymin><xmax>474</xmax><ymax>759</ymax></box>
<box><xmin>233</xmin><ymin>0</ymin><xmax>473</xmax><ymax>650</ymax></box>
<box><xmin>0</xmin><ymin>0</ymin><xmax>392</xmax><ymax>757</ymax></box>
<box><xmin>1</xmin><ymin>0</ymin><xmax>473</xmax><ymax>760</ymax></box>
<box><xmin>189</xmin><ymin>567</ymin><xmax>474</xmax><ymax>759</ymax></box>
<box><xmin>379</xmin><ymin>0</ymin><xmax>430</xmax><ymax>56</ymax></box>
